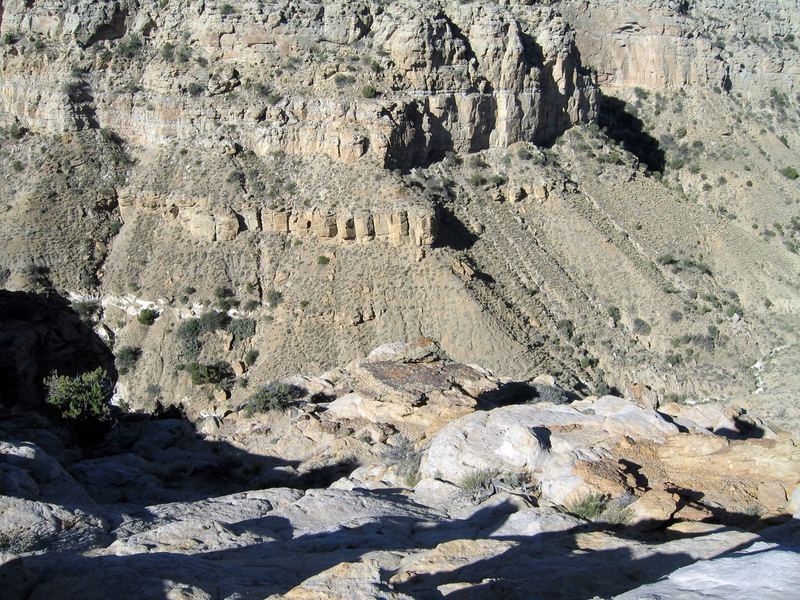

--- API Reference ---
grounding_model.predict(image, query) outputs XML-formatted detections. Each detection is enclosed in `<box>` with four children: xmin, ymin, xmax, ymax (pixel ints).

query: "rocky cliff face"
<box><xmin>0</xmin><ymin>342</ymin><xmax>798</xmax><ymax>600</ymax></box>
<box><xmin>556</xmin><ymin>0</ymin><xmax>800</xmax><ymax>94</ymax></box>
<box><xmin>0</xmin><ymin>0</ymin><xmax>597</xmax><ymax>167</ymax></box>
<box><xmin>1</xmin><ymin>0</ymin><xmax>800</xmax><ymax>432</ymax></box>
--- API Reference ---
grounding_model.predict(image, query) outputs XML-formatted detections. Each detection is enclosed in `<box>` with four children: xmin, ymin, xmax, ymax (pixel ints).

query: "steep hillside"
<box><xmin>1</xmin><ymin>0</ymin><xmax>799</xmax><ymax>431</ymax></box>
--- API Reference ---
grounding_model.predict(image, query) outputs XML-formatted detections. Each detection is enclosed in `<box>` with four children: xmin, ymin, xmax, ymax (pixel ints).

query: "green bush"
<box><xmin>115</xmin><ymin>35</ymin><xmax>143</xmax><ymax>59</ymax></box>
<box><xmin>361</xmin><ymin>85</ymin><xmax>377</xmax><ymax>99</ymax></box>
<box><xmin>632</xmin><ymin>317</ymin><xmax>651</xmax><ymax>335</ymax></box>
<box><xmin>468</xmin><ymin>173</ymin><xmax>487</xmax><ymax>186</ymax></box>
<box><xmin>556</xmin><ymin>319</ymin><xmax>574</xmax><ymax>336</ymax></box>
<box><xmin>563</xmin><ymin>493</ymin><xmax>606</xmax><ymax>520</ymax></box>
<box><xmin>246</xmin><ymin>381</ymin><xmax>305</xmax><ymax>413</ymax></box>
<box><xmin>115</xmin><ymin>346</ymin><xmax>142</xmax><ymax>375</ymax></box>
<box><xmin>334</xmin><ymin>74</ymin><xmax>355</xmax><ymax>87</ymax></box>
<box><xmin>265</xmin><ymin>289</ymin><xmax>282</xmax><ymax>308</ymax></box>
<box><xmin>317</xmin><ymin>255</ymin><xmax>330</xmax><ymax>265</ymax></box>
<box><xmin>244</xmin><ymin>348</ymin><xmax>259</xmax><ymax>366</ymax></box>
<box><xmin>606</xmin><ymin>306</ymin><xmax>621</xmax><ymax>321</ymax></box>
<box><xmin>526</xmin><ymin>383</ymin><xmax>571</xmax><ymax>405</ymax></box>
<box><xmin>380</xmin><ymin>436</ymin><xmax>422</xmax><ymax>487</ymax></box>
<box><xmin>198</xmin><ymin>310</ymin><xmax>230</xmax><ymax>332</ymax></box>
<box><xmin>781</xmin><ymin>166</ymin><xmax>799</xmax><ymax>180</ymax></box>
<box><xmin>459</xmin><ymin>468</ymin><xmax>501</xmax><ymax>493</ymax></box>
<box><xmin>137</xmin><ymin>308</ymin><xmax>157</xmax><ymax>325</ymax></box>
<box><xmin>45</xmin><ymin>368</ymin><xmax>114</xmax><ymax>444</ymax></box>
<box><xmin>226</xmin><ymin>317</ymin><xmax>256</xmax><ymax>340</ymax></box>
<box><xmin>187</xmin><ymin>361</ymin><xmax>232</xmax><ymax>386</ymax></box>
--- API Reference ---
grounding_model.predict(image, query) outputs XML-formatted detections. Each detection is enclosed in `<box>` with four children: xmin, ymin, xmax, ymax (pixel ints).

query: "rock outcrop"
<box><xmin>1</xmin><ymin>344</ymin><xmax>800</xmax><ymax>599</ymax></box>
<box><xmin>0</xmin><ymin>0</ymin><xmax>597</xmax><ymax>167</ymax></box>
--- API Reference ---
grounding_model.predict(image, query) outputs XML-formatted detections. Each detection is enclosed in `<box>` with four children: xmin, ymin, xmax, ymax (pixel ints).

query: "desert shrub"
<box><xmin>0</xmin><ymin>530</ymin><xmax>36</xmax><ymax>554</ymax></box>
<box><xmin>381</xmin><ymin>436</ymin><xmax>422</xmax><ymax>487</ymax></box>
<box><xmin>562</xmin><ymin>493</ymin><xmax>606</xmax><ymax>520</ymax></box>
<box><xmin>243</xmin><ymin>299</ymin><xmax>260</xmax><ymax>312</ymax></box>
<box><xmin>656</xmin><ymin>252</ymin><xmax>676</xmax><ymax>265</ymax></box>
<box><xmin>632</xmin><ymin>317</ymin><xmax>652</xmax><ymax>335</ymax></box>
<box><xmin>72</xmin><ymin>300</ymin><xmax>99</xmax><ymax>323</ymax></box>
<box><xmin>45</xmin><ymin>368</ymin><xmax>114</xmax><ymax>445</ymax></box>
<box><xmin>220</xmin><ymin>3</ymin><xmax>235</xmax><ymax>14</ymax></box>
<box><xmin>459</xmin><ymin>468</ymin><xmax>501</xmax><ymax>493</ymax></box>
<box><xmin>137</xmin><ymin>308</ymin><xmax>157</xmax><ymax>325</ymax></box>
<box><xmin>8</xmin><ymin>122</ymin><xmax>27</xmax><ymax>140</ymax></box>
<box><xmin>265</xmin><ymin>289</ymin><xmax>282</xmax><ymax>308</ymax></box>
<box><xmin>468</xmin><ymin>173</ymin><xmax>487</xmax><ymax>186</ymax></box>
<box><xmin>226</xmin><ymin>317</ymin><xmax>256</xmax><ymax>340</ymax></box>
<box><xmin>666</xmin><ymin>351</ymin><xmax>683</xmax><ymax>366</ymax></box>
<box><xmin>556</xmin><ymin>319</ymin><xmax>574</xmax><ymax>336</ymax></box>
<box><xmin>266</xmin><ymin>92</ymin><xmax>282</xmax><ymax>105</ymax></box>
<box><xmin>468</xmin><ymin>155</ymin><xmax>489</xmax><ymax>169</ymax></box>
<box><xmin>161</xmin><ymin>42</ymin><xmax>175</xmax><ymax>62</ymax></box>
<box><xmin>187</xmin><ymin>361</ymin><xmax>232</xmax><ymax>387</ymax></box>
<box><xmin>115</xmin><ymin>346</ymin><xmax>142</xmax><ymax>375</ymax></box>
<box><xmin>187</xmin><ymin>82</ymin><xmax>205</xmax><ymax>96</ymax></box>
<box><xmin>246</xmin><ymin>381</ymin><xmax>305</xmax><ymax>413</ymax></box>
<box><xmin>180</xmin><ymin>337</ymin><xmax>202</xmax><ymax>360</ymax></box>
<box><xmin>198</xmin><ymin>310</ymin><xmax>230</xmax><ymax>333</ymax></box>
<box><xmin>334</xmin><ymin>74</ymin><xmax>355</xmax><ymax>87</ymax></box>
<box><xmin>781</xmin><ymin>166</ymin><xmax>799</xmax><ymax>180</ymax></box>
<box><xmin>177</xmin><ymin>318</ymin><xmax>202</xmax><ymax>340</ymax></box>
<box><xmin>361</xmin><ymin>84</ymin><xmax>377</xmax><ymax>98</ymax></box>
<box><xmin>606</xmin><ymin>305</ymin><xmax>621</xmax><ymax>321</ymax></box>
<box><xmin>516</xmin><ymin>147</ymin><xmax>532</xmax><ymax>160</ymax></box>
<box><xmin>526</xmin><ymin>383</ymin><xmax>571</xmax><ymax>405</ymax></box>
<box><xmin>244</xmin><ymin>349</ymin><xmax>259</xmax><ymax>366</ymax></box>
<box><xmin>317</xmin><ymin>255</ymin><xmax>330</xmax><ymax>265</ymax></box>
<box><xmin>115</xmin><ymin>34</ymin><xmax>143</xmax><ymax>59</ymax></box>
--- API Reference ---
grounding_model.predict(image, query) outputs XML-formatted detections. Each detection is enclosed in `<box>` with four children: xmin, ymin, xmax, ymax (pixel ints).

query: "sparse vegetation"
<box><xmin>115</xmin><ymin>346</ymin><xmax>142</xmax><ymax>375</ymax></box>
<box><xmin>244</xmin><ymin>348</ymin><xmax>259</xmax><ymax>366</ymax></box>
<box><xmin>459</xmin><ymin>468</ymin><xmax>501</xmax><ymax>493</ymax></box>
<box><xmin>381</xmin><ymin>436</ymin><xmax>422</xmax><ymax>487</ymax></box>
<box><xmin>245</xmin><ymin>381</ymin><xmax>305</xmax><ymax>414</ymax></box>
<box><xmin>137</xmin><ymin>308</ymin><xmax>157</xmax><ymax>326</ymax></box>
<box><xmin>562</xmin><ymin>492</ymin><xmax>634</xmax><ymax>525</ymax></box>
<box><xmin>44</xmin><ymin>368</ymin><xmax>114</xmax><ymax>445</ymax></box>
<box><xmin>226</xmin><ymin>317</ymin><xmax>256</xmax><ymax>340</ymax></box>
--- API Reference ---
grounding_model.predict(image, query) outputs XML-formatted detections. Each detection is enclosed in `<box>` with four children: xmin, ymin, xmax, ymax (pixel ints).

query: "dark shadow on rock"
<box><xmin>432</xmin><ymin>204</ymin><xmax>479</xmax><ymax>251</ymax></box>
<box><xmin>15</xmin><ymin>494</ymin><xmax>778</xmax><ymax>600</ymax></box>
<box><xmin>599</xmin><ymin>94</ymin><xmax>665</xmax><ymax>173</ymax></box>
<box><xmin>0</xmin><ymin>290</ymin><xmax>117</xmax><ymax>411</ymax></box>
<box><xmin>477</xmin><ymin>381</ymin><xmax>573</xmax><ymax>408</ymax></box>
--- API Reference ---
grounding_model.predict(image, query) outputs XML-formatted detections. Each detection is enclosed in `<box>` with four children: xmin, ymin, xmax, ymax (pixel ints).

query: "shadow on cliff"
<box><xmin>433</xmin><ymin>203</ymin><xmax>480</xmax><ymax>251</ymax></box>
<box><xmin>0</xmin><ymin>290</ymin><xmax>117</xmax><ymax>411</ymax></box>
<box><xmin>599</xmin><ymin>94</ymin><xmax>666</xmax><ymax>173</ymax></box>
<box><xmin>16</xmin><ymin>495</ymin><xmax>774</xmax><ymax>600</ymax></box>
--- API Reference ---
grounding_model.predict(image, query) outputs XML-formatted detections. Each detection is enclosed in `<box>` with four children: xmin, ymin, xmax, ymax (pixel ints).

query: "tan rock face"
<box><xmin>0</xmin><ymin>0</ymin><xmax>597</xmax><ymax>168</ymax></box>
<box><xmin>419</xmin><ymin>396</ymin><xmax>800</xmax><ymax>518</ymax></box>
